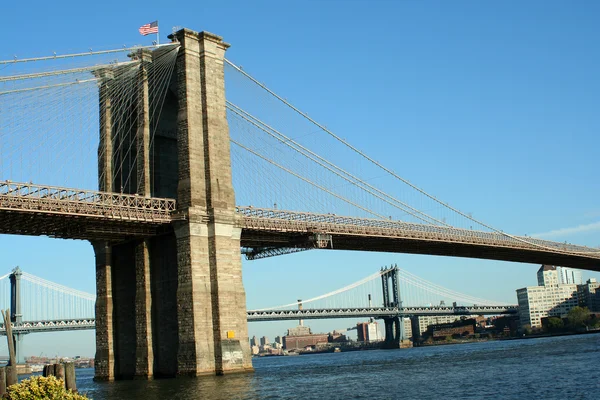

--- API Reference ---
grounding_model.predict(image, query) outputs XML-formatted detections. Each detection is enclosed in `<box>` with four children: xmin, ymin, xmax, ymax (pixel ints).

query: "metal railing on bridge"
<box><xmin>0</xmin><ymin>181</ymin><xmax>176</xmax><ymax>222</ymax></box>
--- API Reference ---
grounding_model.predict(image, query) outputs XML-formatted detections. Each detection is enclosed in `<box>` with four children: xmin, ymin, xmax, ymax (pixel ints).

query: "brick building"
<box><xmin>283</xmin><ymin>334</ymin><xmax>329</xmax><ymax>350</ymax></box>
<box><xmin>429</xmin><ymin>319</ymin><xmax>476</xmax><ymax>339</ymax></box>
<box><xmin>356</xmin><ymin>322</ymin><xmax>380</xmax><ymax>343</ymax></box>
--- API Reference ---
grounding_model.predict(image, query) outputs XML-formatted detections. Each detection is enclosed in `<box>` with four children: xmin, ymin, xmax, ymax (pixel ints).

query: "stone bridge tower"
<box><xmin>93</xmin><ymin>28</ymin><xmax>253</xmax><ymax>380</ymax></box>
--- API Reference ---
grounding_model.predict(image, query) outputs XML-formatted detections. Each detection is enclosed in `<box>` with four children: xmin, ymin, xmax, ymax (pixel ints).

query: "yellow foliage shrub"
<box><xmin>5</xmin><ymin>375</ymin><xmax>88</xmax><ymax>400</ymax></box>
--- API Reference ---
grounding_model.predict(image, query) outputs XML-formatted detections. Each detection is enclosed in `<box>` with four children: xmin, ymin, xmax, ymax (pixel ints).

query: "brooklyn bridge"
<box><xmin>0</xmin><ymin>28</ymin><xmax>598</xmax><ymax>380</ymax></box>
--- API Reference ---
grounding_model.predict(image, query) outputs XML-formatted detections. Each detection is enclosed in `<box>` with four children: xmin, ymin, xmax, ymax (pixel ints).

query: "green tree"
<box><xmin>522</xmin><ymin>324</ymin><xmax>532</xmax><ymax>335</ymax></box>
<box><xmin>547</xmin><ymin>317</ymin><xmax>564</xmax><ymax>332</ymax></box>
<box><xmin>567</xmin><ymin>306</ymin><xmax>590</xmax><ymax>330</ymax></box>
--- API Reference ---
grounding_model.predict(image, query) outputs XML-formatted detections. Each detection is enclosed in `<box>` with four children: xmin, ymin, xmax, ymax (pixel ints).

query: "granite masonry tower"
<box><xmin>93</xmin><ymin>29</ymin><xmax>253</xmax><ymax>380</ymax></box>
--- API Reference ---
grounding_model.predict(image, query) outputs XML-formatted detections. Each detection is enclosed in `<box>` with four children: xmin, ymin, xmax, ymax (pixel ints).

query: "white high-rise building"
<box><xmin>537</xmin><ymin>265</ymin><xmax>559</xmax><ymax>286</ymax></box>
<box><xmin>367</xmin><ymin>322</ymin><xmax>379</xmax><ymax>342</ymax></box>
<box><xmin>517</xmin><ymin>265</ymin><xmax>579</xmax><ymax>329</ymax></box>
<box><xmin>557</xmin><ymin>267</ymin><xmax>583</xmax><ymax>285</ymax></box>
<box><xmin>402</xmin><ymin>317</ymin><xmax>413</xmax><ymax>340</ymax></box>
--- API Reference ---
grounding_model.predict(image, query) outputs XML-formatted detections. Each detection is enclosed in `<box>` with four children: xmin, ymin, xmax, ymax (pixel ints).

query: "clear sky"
<box><xmin>1</xmin><ymin>0</ymin><xmax>599</xmax><ymax>357</ymax></box>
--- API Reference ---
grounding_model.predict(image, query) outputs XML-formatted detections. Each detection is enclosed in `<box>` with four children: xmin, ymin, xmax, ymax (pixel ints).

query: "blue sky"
<box><xmin>1</xmin><ymin>0</ymin><xmax>600</xmax><ymax>357</ymax></box>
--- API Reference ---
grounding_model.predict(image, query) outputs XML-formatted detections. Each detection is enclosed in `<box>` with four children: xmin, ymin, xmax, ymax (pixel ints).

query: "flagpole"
<box><xmin>157</xmin><ymin>20</ymin><xmax>160</xmax><ymax>45</ymax></box>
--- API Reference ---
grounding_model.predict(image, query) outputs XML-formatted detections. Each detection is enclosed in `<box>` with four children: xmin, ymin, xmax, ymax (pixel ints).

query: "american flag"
<box><xmin>139</xmin><ymin>21</ymin><xmax>158</xmax><ymax>36</ymax></box>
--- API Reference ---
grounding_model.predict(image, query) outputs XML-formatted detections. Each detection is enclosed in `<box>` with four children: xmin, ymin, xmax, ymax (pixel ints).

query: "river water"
<box><xmin>72</xmin><ymin>334</ymin><xmax>599</xmax><ymax>399</ymax></box>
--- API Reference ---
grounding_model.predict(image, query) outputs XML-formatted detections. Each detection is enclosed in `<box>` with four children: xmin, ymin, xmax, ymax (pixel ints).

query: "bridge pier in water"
<box><xmin>382</xmin><ymin>317</ymin><xmax>401</xmax><ymax>349</ymax></box>
<box><xmin>93</xmin><ymin>28</ymin><xmax>252</xmax><ymax>380</ymax></box>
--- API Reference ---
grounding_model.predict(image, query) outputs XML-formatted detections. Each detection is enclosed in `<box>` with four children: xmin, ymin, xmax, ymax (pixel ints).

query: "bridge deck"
<box><xmin>246</xmin><ymin>305</ymin><xmax>518</xmax><ymax>322</ymax></box>
<box><xmin>0</xmin><ymin>319</ymin><xmax>96</xmax><ymax>334</ymax></box>
<box><xmin>238</xmin><ymin>207</ymin><xmax>600</xmax><ymax>271</ymax></box>
<box><xmin>0</xmin><ymin>305</ymin><xmax>517</xmax><ymax>332</ymax></box>
<box><xmin>2</xmin><ymin>182</ymin><xmax>599</xmax><ymax>270</ymax></box>
<box><xmin>0</xmin><ymin>181</ymin><xmax>175</xmax><ymax>240</ymax></box>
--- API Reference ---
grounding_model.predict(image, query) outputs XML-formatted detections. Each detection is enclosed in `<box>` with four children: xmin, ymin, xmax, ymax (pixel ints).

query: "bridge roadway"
<box><xmin>237</xmin><ymin>207</ymin><xmax>600</xmax><ymax>270</ymax></box>
<box><xmin>246</xmin><ymin>305</ymin><xmax>518</xmax><ymax>322</ymax></box>
<box><xmin>0</xmin><ymin>305</ymin><xmax>517</xmax><ymax>334</ymax></box>
<box><xmin>2</xmin><ymin>181</ymin><xmax>599</xmax><ymax>270</ymax></box>
<box><xmin>0</xmin><ymin>181</ymin><xmax>176</xmax><ymax>240</ymax></box>
<box><xmin>0</xmin><ymin>319</ymin><xmax>96</xmax><ymax>335</ymax></box>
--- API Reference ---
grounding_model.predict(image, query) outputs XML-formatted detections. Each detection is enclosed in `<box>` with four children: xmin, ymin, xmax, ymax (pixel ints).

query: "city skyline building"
<box><xmin>356</xmin><ymin>322</ymin><xmax>380</xmax><ymax>343</ymax></box>
<box><xmin>557</xmin><ymin>267</ymin><xmax>583</xmax><ymax>285</ymax></box>
<box><xmin>577</xmin><ymin>278</ymin><xmax>600</xmax><ymax>312</ymax></box>
<box><xmin>537</xmin><ymin>265</ymin><xmax>559</xmax><ymax>287</ymax></box>
<box><xmin>402</xmin><ymin>317</ymin><xmax>413</xmax><ymax>341</ymax></box>
<box><xmin>260</xmin><ymin>336</ymin><xmax>269</xmax><ymax>347</ymax></box>
<box><xmin>412</xmin><ymin>315</ymin><xmax>463</xmax><ymax>338</ymax></box>
<box><xmin>517</xmin><ymin>265</ymin><xmax>579</xmax><ymax>328</ymax></box>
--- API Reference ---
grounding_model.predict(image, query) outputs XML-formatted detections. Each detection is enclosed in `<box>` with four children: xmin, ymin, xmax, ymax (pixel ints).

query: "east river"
<box><xmin>72</xmin><ymin>333</ymin><xmax>599</xmax><ymax>399</ymax></box>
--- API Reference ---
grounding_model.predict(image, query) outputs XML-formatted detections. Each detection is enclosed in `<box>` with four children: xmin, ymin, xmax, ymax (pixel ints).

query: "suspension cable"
<box><xmin>251</xmin><ymin>270</ymin><xmax>385</xmax><ymax>311</ymax></box>
<box><xmin>224</xmin><ymin>58</ymin><xmax>600</xmax><ymax>255</ymax></box>
<box><xmin>0</xmin><ymin>43</ymin><xmax>177</xmax><ymax>65</ymax></box>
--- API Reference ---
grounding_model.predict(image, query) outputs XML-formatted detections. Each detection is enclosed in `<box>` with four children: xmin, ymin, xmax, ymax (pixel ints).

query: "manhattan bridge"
<box><xmin>0</xmin><ymin>28</ymin><xmax>598</xmax><ymax>379</ymax></box>
<box><xmin>0</xmin><ymin>265</ymin><xmax>516</xmax><ymax>364</ymax></box>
